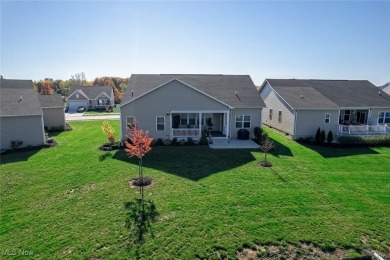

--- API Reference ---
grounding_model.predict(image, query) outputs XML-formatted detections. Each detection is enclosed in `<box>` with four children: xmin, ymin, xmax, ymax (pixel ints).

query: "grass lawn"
<box><xmin>1</xmin><ymin>121</ymin><xmax>389</xmax><ymax>259</ymax></box>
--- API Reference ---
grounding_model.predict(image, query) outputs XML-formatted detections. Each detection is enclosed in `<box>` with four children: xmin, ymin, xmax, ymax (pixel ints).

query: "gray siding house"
<box><xmin>119</xmin><ymin>74</ymin><xmax>265</xmax><ymax>142</ymax></box>
<box><xmin>67</xmin><ymin>86</ymin><xmax>114</xmax><ymax>111</ymax></box>
<box><xmin>259</xmin><ymin>79</ymin><xmax>390</xmax><ymax>140</ymax></box>
<box><xmin>38</xmin><ymin>94</ymin><xmax>66</xmax><ymax>130</ymax></box>
<box><xmin>0</xmin><ymin>79</ymin><xmax>45</xmax><ymax>150</ymax></box>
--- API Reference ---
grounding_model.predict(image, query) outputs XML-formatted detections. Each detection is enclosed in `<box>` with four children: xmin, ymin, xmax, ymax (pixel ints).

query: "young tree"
<box><xmin>125</xmin><ymin>118</ymin><xmax>153</xmax><ymax>200</ymax></box>
<box><xmin>102</xmin><ymin>120</ymin><xmax>115</xmax><ymax>144</ymax></box>
<box><xmin>260</xmin><ymin>135</ymin><xmax>275</xmax><ymax>167</ymax></box>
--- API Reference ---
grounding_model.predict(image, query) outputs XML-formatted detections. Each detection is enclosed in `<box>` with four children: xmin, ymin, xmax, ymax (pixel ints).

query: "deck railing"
<box><xmin>338</xmin><ymin>124</ymin><xmax>389</xmax><ymax>136</ymax></box>
<box><xmin>172</xmin><ymin>128</ymin><xmax>200</xmax><ymax>138</ymax></box>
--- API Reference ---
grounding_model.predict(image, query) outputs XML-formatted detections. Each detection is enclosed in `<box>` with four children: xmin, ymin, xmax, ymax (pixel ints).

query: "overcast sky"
<box><xmin>1</xmin><ymin>1</ymin><xmax>389</xmax><ymax>86</ymax></box>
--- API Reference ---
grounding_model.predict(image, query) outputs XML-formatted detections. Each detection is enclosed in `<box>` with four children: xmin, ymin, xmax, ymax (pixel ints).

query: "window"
<box><xmin>76</xmin><ymin>93</ymin><xmax>79</xmax><ymax>99</ymax></box>
<box><xmin>235</xmin><ymin>115</ymin><xmax>251</xmax><ymax>128</ymax></box>
<box><xmin>278</xmin><ymin>111</ymin><xmax>282</xmax><ymax>123</ymax></box>
<box><xmin>156</xmin><ymin>116</ymin><xmax>165</xmax><ymax>131</ymax></box>
<box><xmin>378</xmin><ymin>112</ymin><xmax>390</xmax><ymax>124</ymax></box>
<box><xmin>178</xmin><ymin>113</ymin><xmax>199</xmax><ymax>127</ymax></box>
<box><xmin>126</xmin><ymin>116</ymin><xmax>135</xmax><ymax>127</ymax></box>
<box><xmin>269</xmin><ymin>109</ymin><xmax>273</xmax><ymax>120</ymax></box>
<box><xmin>325</xmin><ymin>113</ymin><xmax>330</xmax><ymax>124</ymax></box>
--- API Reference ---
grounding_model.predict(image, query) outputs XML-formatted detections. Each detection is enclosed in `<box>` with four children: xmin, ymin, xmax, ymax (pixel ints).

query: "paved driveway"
<box><xmin>66</xmin><ymin>113</ymin><xmax>120</xmax><ymax>121</ymax></box>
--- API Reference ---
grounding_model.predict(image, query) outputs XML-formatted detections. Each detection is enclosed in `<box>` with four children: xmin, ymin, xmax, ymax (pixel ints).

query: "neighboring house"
<box><xmin>259</xmin><ymin>79</ymin><xmax>390</xmax><ymax>139</ymax></box>
<box><xmin>119</xmin><ymin>74</ymin><xmax>265</xmax><ymax>142</ymax></box>
<box><xmin>67</xmin><ymin>86</ymin><xmax>114</xmax><ymax>111</ymax></box>
<box><xmin>38</xmin><ymin>94</ymin><xmax>66</xmax><ymax>130</ymax></box>
<box><xmin>0</xmin><ymin>78</ymin><xmax>45</xmax><ymax>150</ymax></box>
<box><xmin>380</xmin><ymin>83</ymin><xmax>390</xmax><ymax>95</ymax></box>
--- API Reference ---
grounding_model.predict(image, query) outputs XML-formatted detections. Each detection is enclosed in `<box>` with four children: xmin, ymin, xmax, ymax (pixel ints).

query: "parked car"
<box><xmin>77</xmin><ymin>106</ymin><xmax>85</xmax><ymax>113</ymax></box>
<box><xmin>64</xmin><ymin>106</ymin><xmax>69</xmax><ymax>113</ymax></box>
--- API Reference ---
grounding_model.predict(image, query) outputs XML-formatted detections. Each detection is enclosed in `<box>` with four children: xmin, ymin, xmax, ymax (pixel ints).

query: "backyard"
<box><xmin>0</xmin><ymin>121</ymin><xmax>389</xmax><ymax>259</ymax></box>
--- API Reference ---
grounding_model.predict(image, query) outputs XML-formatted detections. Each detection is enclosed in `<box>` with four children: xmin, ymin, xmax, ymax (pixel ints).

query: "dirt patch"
<box><xmin>237</xmin><ymin>242</ymin><xmax>385</xmax><ymax>260</ymax></box>
<box><xmin>259</xmin><ymin>161</ymin><xmax>272</xmax><ymax>167</ymax></box>
<box><xmin>129</xmin><ymin>176</ymin><xmax>154</xmax><ymax>189</ymax></box>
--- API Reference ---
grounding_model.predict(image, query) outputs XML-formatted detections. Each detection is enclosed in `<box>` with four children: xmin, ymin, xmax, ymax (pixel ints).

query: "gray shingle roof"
<box><xmin>266</xmin><ymin>79</ymin><xmax>390</xmax><ymax>109</ymax></box>
<box><xmin>1</xmin><ymin>79</ymin><xmax>42</xmax><ymax>116</ymax></box>
<box><xmin>69</xmin><ymin>86</ymin><xmax>113</xmax><ymax>99</ymax></box>
<box><xmin>122</xmin><ymin>74</ymin><xmax>265</xmax><ymax>108</ymax></box>
<box><xmin>38</xmin><ymin>94</ymin><xmax>65</xmax><ymax>108</ymax></box>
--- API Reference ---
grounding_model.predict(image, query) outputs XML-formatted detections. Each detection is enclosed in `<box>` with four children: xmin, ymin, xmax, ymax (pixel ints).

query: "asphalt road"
<box><xmin>65</xmin><ymin>113</ymin><xmax>120</xmax><ymax>121</ymax></box>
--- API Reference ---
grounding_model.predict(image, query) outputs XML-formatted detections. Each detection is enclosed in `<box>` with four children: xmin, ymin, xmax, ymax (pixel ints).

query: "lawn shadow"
<box><xmin>270</xmin><ymin>168</ymin><xmax>287</xmax><ymax>182</ymax></box>
<box><xmin>124</xmin><ymin>198</ymin><xmax>158</xmax><ymax>247</ymax></box>
<box><xmin>269</xmin><ymin>138</ymin><xmax>293</xmax><ymax>158</ymax></box>
<box><xmin>0</xmin><ymin>148</ymin><xmax>42</xmax><ymax>165</ymax></box>
<box><xmin>300</xmin><ymin>143</ymin><xmax>380</xmax><ymax>158</ymax></box>
<box><xmin>112</xmin><ymin>146</ymin><xmax>257</xmax><ymax>181</ymax></box>
<box><xmin>99</xmin><ymin>151</ymin><xmax>113</xmax><ymax>161</ymax></box>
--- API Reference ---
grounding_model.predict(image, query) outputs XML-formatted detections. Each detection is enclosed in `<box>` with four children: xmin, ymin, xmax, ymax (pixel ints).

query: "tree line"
<box><xmin>34</xmin><ymin>72</ymin><xmax>128</xmax><ymax>104</ymax></box>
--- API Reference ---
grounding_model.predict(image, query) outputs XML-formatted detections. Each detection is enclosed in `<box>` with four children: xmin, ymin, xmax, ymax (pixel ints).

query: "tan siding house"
<box><xmin>259</xmin><ymin>79</ymin><xmax>390</xmax><ymax>140</ymax></box>
<box><xmin>120</xmin><ymin>74</ymin><xmax>265</xmax><ymax>142</ymax></box>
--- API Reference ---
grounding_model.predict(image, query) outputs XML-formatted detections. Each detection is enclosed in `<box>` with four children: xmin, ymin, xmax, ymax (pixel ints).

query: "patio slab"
<box><xmin>209</xmin><ymin>138</ymin><xmax>259</xmax><ymax>149</ymax></box>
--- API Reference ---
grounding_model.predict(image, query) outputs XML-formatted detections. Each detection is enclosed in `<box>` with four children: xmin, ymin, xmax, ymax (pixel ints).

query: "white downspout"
<box><xmin>40</xmin><ymin>113</ymin><xmax>46</xmax><ymax>145</ymax></box>
<box><xmin>293</xmin><ymin>109</ymin><xmax>297</xmax><ymax>140</ymax></box>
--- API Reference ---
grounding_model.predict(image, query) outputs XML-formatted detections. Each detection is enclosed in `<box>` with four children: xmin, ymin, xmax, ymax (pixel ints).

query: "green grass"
<box><xmin>1</xmin><ymin>121</ymin><xmax>389</xmax><ymax>259</ymax></box>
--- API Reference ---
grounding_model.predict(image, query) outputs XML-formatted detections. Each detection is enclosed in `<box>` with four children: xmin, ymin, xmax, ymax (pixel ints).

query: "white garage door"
<box><xmin>68</xmin><ymin>101</ymin><xmax>88</xmax><ymax>111</ymax></box>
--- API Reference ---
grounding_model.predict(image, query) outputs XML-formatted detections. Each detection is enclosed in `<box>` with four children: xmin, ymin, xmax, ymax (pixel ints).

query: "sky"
<box><xmin>1</xmin><ymin>1</ymin><xmax>389</xmax><ymax>86</ymax></box>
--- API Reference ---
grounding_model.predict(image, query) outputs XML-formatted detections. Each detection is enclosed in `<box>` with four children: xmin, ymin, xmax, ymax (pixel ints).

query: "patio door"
<box><xmin>356</xmin><ymin>111</ymin><xmax>367</xmax><ymax>124</ymax></box>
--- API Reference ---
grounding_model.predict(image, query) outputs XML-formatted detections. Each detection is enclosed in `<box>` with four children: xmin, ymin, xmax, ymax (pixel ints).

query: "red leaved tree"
<box><xmin>125</xmin><ymin>118</ymin><xmax>153</xmax><ymax>199</ymax></box>
<box><xmin>42</xmin><ymin>82</ymin><xmax>54</xmax><ymax>95</ymax></box>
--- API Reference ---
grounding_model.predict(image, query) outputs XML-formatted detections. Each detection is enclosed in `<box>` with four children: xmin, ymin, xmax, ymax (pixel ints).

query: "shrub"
<box><xmin>186</xmin><ymin>137</ymin><xmax>193</xmax><ymax>145</ymax></box>
<box><xmin>327</xmin><ymin>130</ymin><xmax>333</xmax><ymax>143</ymax></box>
<box><xmin>156</xmin><ymin>138</ymin><xmax>164</xmax><ymax>146</ymax></box>
<box><xmin>337</xmin><ymin>135</ymin><xmax>390</xmax><ymax>146</ymax></box>
<box><xmin>171</xmin><ymin>137</ymin><xmax>178</xmax><ymax>145</ymax></box>
<box><xmin>10</xmin><ymin>140</ymin><xmax>23</xmax><ymax>149</ymax></box>
<box><xmin>315</xmin><ymin>127</ymin><xmax>321</xmax><ymax>143</ymax></box>
<box><xmin>199</xmin><ymin>129</ymin><xmax>209</xmax><ymax>145</ymax></box>
<box><xmin>320</xmin><ymin>130</ymin><xmax>326</xmax><ymax>143</ymax></box>
<box><xmin>254</xmin><ymin>127</ymin><xmax>263</xmax><ymax>143</ymax></box>
<box><xmin>163</xmin><ymin>140</ymin><xmax>171</xmax><ymax>146</ymax></box>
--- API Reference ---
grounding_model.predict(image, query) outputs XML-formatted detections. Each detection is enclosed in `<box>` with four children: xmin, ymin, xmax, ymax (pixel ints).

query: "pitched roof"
<box><xmin>122</xmin><ymin>74</ymin><xmax>265</xmax><ymax>108</ymax></box>
<box><xmin>38</xmin><ymin>94</ymin><xmax>65</xmax><ymax>108</ymax></box>
<box><xmin>265</xmin><ymin>79</ymin><xmax>390</xmax><ymax>109</ymax></box>
<box><xmin>69</xmin><ymin>86</ymin><xmax>113</xmax><ymax>99</ymax></box>
<box><xmin>0</xmin><ymin>78</ymin><xmax>34</xmax><ymax>89</ymax></box>
<box><xmin>0</xmin><ymin>79</ymin><xmax>42</xmax><ymax>116</ymax></box>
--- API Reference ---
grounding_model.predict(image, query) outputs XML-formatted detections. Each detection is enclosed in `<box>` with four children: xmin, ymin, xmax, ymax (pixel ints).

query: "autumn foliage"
<box><xmin>102</xmin><ymin>120</ymin><xmax>116</xmax><ymax>144</ymax></box>
<box><xmin>42</xmin><ymin>82</ymin><xmax>54</xmax><ymax>95</ymax></box>
<box><xmin>125</xmin><ymin>118</ymin><xmax>153</xmax><ymax>159</ymax></box>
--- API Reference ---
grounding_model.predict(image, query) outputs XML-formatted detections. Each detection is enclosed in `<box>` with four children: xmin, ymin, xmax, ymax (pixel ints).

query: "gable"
<box><xmin>121</xmin><ymin>78</ymin><xmax>232</xmax><ymax>109</ymax></box>
<box><xmin>123</xmin><ymin>79</ymin><xmax>231</xmax><ymax>111</ymax></box>
<box><xmin>67</xmin><ymin>90</ymin><xmax>89</xmax><ymax>101</ymax></box>
<box><xmin>122</xmin><ymin>74</ymin><xmax>265</xmax><ymax>108</ymax></box>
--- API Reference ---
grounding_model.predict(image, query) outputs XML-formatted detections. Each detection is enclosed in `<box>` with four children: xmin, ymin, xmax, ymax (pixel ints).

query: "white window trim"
<box><xmin>325</xmin><ymin>113</ymin><xmax>330</xmax><ymax>124</ymax></box>
<box><xmin>156</xmin><ymin>116</ymin><xmax>165</xmax><ymax>131</ymax></box>
<box><xmin>235</xmin><ymin>114</ymin><xmax>251</xmax><ymax>129</ymax></box>
<box><xmin>278</xmin><ymin>111</ymin><xmax>282</xmax><ymax>123</ymax></box>
<box><xmin>269</xmin><ymin>108</ymin><xmax>273</xmax><ymax>120</ymax></box>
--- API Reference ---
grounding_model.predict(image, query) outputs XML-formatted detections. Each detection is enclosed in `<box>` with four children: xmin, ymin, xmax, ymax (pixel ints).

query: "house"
<box><xmin>67</xmin><ymin>86</ymin><xmax>114</xmax><ymax>112</ymax></box>
<box><xmin>0</xmin><ymin>78</ymin><xmax>45</xmax><ymax>150</ymax></box>
<box><xmin>119</xmin><ymin>74</ymin><xmax>265</xmax><ymax>142</ymax></box>
<box><xmin>259</xmin><ymin>79</ymin><xmax>390</xmax><ymax>139</ymax></box>
<box><xmin>380</xmin><ymin>83</ymin><xmax>390</xmax><ymax>95</ymax></box>
<box><xmin>38</xmin><ymin>94</ymin><xmax>66</xmax><ymax>131</ymax></box>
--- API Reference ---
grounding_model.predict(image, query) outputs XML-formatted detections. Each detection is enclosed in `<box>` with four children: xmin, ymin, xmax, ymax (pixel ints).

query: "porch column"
<box><xmin>199</xmin><ymin>112</ymin><xmax>202</xmax><ymax>138</ymax></box>
<box><xmin>226</xmin><ymin>110</ymin><xmax>230</xmax><ymax>139</ymax></box>
<box><xmin>170</xmin><ymin>112</ymin><xmax>173</xmax><ymax>140</ymax></box>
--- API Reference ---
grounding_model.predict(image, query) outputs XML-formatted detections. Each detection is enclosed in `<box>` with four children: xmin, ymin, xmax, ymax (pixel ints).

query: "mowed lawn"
<box><xmin>1</xmin><ymin>120</ymin><xmax>389</xmax><ymax>259</ymax></box>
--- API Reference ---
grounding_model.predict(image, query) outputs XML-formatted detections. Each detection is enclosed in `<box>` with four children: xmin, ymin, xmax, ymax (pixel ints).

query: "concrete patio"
<box><xmin>209</xmin><ymin>138</ymin><xmax>259</xmax><ymax>149</ymax></box>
